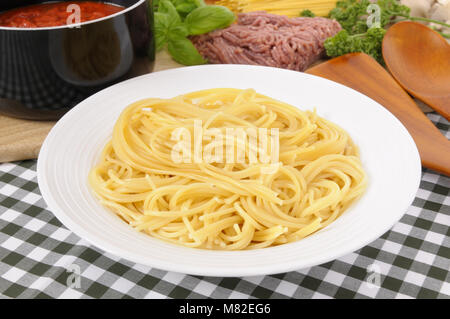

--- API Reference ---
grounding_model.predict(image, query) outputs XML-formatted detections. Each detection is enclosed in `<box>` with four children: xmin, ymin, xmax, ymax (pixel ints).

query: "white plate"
<box><xmin>37</xmin><ymin>65</ymin><xmax>421</xmax><ymax>277</ymax></box>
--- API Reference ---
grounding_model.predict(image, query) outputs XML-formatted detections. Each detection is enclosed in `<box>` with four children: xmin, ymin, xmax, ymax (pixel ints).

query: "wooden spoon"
<box><xmin>306</xmin><ymin>53</ymin><xmax>450</xmax><ymax>176</ymax></box>
<box><xmin>382</xmin><ymin>21</ymin><xmax>450</xmax><ymax>121</ymax></box>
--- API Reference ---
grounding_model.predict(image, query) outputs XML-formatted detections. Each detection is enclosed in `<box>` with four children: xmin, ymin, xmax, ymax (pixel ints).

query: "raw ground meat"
<box><xmin>191</xmin><ymin>12</ymin><xmax>342</xmax><ymax>71</ymax></box>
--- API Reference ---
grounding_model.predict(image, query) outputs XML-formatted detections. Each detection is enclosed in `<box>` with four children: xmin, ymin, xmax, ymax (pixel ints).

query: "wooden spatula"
<box><xmin>306</xmin><ymin>53</ymin><xmax>450</xmax><ymax>176</ymax></box>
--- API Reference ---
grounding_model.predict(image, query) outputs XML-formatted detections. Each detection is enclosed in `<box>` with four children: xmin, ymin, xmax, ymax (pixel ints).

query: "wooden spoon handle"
<box><xmin>306</xmin><ymin>53</ymin><xmax>450</xmax><ymax>176</ymax></box>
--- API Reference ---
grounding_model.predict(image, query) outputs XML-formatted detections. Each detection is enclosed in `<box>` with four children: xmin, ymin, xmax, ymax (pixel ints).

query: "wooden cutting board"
<box><xmin>0</xmin><ymin>117</ymin><xmax>55</xmax><ymax>163</ymax></box>
<box><xmin>0</xmin><ymin>50</ymin><xmax>433</xmax><ymax>163</ymax></box>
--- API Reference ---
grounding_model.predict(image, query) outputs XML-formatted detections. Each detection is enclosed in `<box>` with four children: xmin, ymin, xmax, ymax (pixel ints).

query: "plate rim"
<box><xmin>37</xmin><ymin>64</ymin><xmax>422</xmax><ymax>277</ymax></box>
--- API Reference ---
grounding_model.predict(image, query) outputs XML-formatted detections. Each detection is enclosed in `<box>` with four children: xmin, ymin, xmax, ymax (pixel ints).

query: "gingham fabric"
<box><xmin>0</xmin><ymin>113</ymin><xmax>448</xmax><ymax>299</ymax></box>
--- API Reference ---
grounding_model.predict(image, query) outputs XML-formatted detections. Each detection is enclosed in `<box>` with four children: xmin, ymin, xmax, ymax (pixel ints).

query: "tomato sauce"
<box><xmin>0</xmin><ymin>1</ymin><xmax>124</xmax><ymax>28</ymax></box>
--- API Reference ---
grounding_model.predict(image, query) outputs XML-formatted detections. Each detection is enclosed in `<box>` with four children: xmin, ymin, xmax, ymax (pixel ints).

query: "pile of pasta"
<box><xmin>214</xmin><ymin>0</ymin><xmax>339</xmax><ymax>17</ymax></box>
<box><xmin>89</xmin><ymin>88</ymin><xmax>367</xmax><ymax>250</ymax></box>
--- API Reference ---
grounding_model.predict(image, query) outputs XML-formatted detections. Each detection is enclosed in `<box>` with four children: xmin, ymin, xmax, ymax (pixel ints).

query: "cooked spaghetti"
<box><xmin>89</xmin><ymin>88</ymin><xmax>367</xmax><ymax>250</ymax></box>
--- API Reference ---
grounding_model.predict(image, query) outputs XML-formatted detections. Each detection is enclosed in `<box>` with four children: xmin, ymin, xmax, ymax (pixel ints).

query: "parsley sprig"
<box><xmin>323</xmin><ymin>0</ymin><xmax>450</xmax><ymax>64</ymax></box>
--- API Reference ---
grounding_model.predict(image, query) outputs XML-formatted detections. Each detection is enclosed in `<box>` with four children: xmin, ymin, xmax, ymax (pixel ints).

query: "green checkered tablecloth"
<box><xmin>0</xmin><ymin>113</ymin><xmax>449</xmax><ymax>299</ymax></box>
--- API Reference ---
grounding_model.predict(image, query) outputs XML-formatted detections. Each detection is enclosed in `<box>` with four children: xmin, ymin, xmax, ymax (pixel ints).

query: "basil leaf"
<box><xmin>194</xmin><ymin>0</ymin><xmax>206</xmax><ymax>7</ymax></box>
<box><xmin>169</xmin><ymin>23</ymin><xmax>189</xmax><ymax>38</ymax></box>
<box><xmin>176</xmin><ymin>3</ymin><xmax>198</xmax><ymax>15</ymax></box>
<box><xmin>154</xmin><ymin>14</ymin><xmax>187</xmax><ymax>52</ymax></box>
<box><xmin>155</xmin><ymin>0</ymin><xmax>187</xmax><ymax>52</ymax></box>
<box><xmin>185</xmin><ymin>5</ymin><xmax>235</xmax><ymax>35</ymax></box>
<box><xmin>167</xmin><ymin>35</ymin><xmax>206</xmax><ymax>65</ymax></box>
<box><xmin>171</xmin><ymin>0</ymin><xmax>185</xmax><ymax>6</ymax></box>
<box><xmin>154</xmin><ymin>12</ymin><xmax>171</xmax><ymax>51</ymax></box>
<box><xmin>172</xmin><ymin>0</ymin><xmax>205</xmax><ymax>19</ymax></box>
<box><xmin>158</xmin><ymin>0</ymin><xmax>181</xmax><ymax>23</ymax></box>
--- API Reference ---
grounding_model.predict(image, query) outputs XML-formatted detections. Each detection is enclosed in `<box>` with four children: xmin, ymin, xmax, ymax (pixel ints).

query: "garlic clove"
<box><xmin>400</xmin><ymin>0</ymin><xmax>433</xmax><ymax>17</ymax></box>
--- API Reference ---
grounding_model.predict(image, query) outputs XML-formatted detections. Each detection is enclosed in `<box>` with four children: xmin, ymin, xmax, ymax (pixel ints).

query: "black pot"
<box><xmin>0</xmin><ymin>0</ymin><xmax>155</xmax><ymax>120</ymax></box>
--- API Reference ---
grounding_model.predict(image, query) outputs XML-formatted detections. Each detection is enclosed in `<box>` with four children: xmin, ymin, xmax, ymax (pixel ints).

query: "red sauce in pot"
<box><xmin>0</xmin><ymin>1</ymin><xmax>124</xmax><ymax>28</ymax></box>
